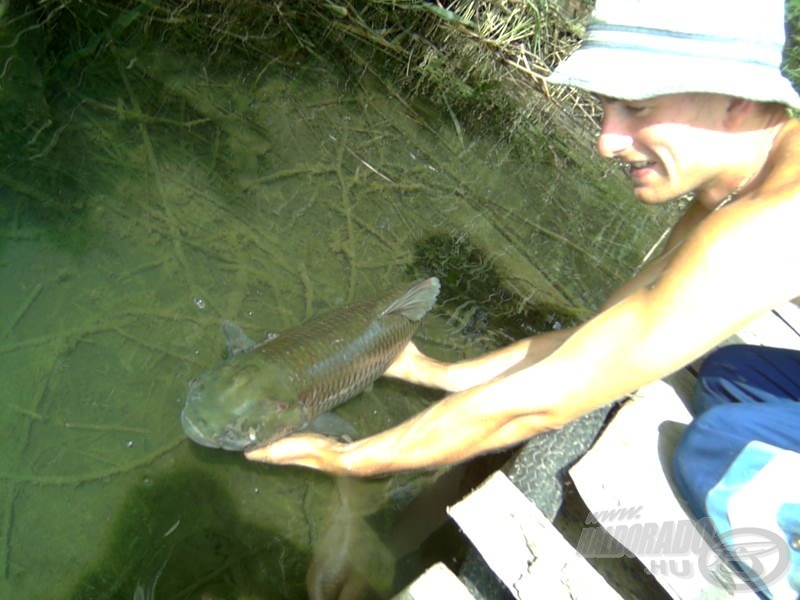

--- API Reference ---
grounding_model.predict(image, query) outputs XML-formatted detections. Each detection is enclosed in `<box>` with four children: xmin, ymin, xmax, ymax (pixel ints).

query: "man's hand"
<box><xmin>244</xmin><ymin>433</ymin><xmax>353</xmax><ymax>474</ymax></box>
<box><xmin>383</xmin><ymin>341</ymin><xmax>448</xmax><ymax>388</ymax></box>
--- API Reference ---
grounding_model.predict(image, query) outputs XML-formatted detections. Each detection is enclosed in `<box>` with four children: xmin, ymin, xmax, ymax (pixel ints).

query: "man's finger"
<box><xmin>244</xmin><ymin>433</ymin><xmax>336</xmax><ymax>465</ymax></box>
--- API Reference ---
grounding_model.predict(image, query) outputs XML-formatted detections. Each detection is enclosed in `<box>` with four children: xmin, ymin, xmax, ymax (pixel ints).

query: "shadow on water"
<box><xmin>71</xmin><ymin>466</ymin><xmax>310</xmax><ymax>600</ymax></box>
<box><xmin>411</xmin><ymin>232</ymin><xmax>581</xmax><ymax>343</ymax></box>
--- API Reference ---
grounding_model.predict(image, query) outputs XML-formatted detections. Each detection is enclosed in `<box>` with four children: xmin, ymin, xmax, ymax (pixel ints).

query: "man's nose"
<box><xmin>597</xmin><ymin>131</ymin><xmax>633</xmax><ymax>158</ymax></box>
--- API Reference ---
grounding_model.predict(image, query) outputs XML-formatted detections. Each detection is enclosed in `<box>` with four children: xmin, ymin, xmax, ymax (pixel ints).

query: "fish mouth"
<box><xmin>180</xmin><ymin>407</ymin><xmax>255</xmax><ymax>451</ymax></box>
<box><xmin>180</xmin><ymin>408</ymin><xmax>221</xmax><ymax>449</ymax></box>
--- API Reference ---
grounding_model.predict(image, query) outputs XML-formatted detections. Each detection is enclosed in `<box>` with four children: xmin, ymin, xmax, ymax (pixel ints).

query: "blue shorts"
<box><xmin>672</xmin><ymin>344</ymin><xmax>800</xmax><ymax>598</ymax></box>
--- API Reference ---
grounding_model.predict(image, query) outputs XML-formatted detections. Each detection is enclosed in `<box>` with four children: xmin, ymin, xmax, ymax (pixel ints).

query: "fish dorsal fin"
<box><xmin>221</xmin><ymin>320</ymin><xmax>258</xmax><ymax>356</ymax></box>
<box><xmin>380</xmin><ymin>277</ymin><xmax>440</xmax><ymax>321</ymax></box>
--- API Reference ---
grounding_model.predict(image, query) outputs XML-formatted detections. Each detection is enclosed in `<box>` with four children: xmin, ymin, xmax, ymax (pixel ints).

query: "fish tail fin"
<box><xmin>381</xmin><ymin>277</ymin><xmax>440</xmax><ymax>321</ymax></box>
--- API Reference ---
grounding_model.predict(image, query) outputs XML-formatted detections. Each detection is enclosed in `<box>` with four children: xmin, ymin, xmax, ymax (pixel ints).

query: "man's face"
<box><xmin>596</xmin><ymin>93</ymin><xmax>733</xmax><ymax>204</ymax></box>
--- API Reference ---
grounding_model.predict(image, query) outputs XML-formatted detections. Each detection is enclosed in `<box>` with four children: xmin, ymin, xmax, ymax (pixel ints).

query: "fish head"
<box><xmin>181</xmin><ymin>357</ymin><xmax>303</xmax><ymax>451</ymax></box>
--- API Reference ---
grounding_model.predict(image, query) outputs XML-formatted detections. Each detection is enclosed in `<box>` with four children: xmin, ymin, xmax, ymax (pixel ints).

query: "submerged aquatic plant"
<box><xmin>412</xmin><ymin>232</ymin><xmax>580</xmax><ymax>343</ymax></box>
<box><xmin>0</xmin><ymin>2</ymin><xmax>670</xmax><ymax>597</ymax></box>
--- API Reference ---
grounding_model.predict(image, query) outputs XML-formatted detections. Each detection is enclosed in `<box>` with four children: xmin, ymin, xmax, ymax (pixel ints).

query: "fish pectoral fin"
<box><xmin>307</xmin><ymin>412</ymin><xmax>358</xmax><ymax>443</ymax></box>
<box><xmin>221</xmin><ymin>320</ymin><xmax>258</xmax><ymax>356</ymax></box>
<box><xmin>379</xmin><ymin>277</ymin><xmax>440</xmax><ymax>321</ymax></box>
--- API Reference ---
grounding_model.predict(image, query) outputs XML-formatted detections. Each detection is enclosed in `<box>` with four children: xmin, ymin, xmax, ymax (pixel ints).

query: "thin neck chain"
<box><xmin>712</xmin><ymin>170</ymin><xmax>755</xmax><ymax>213</ymax></box>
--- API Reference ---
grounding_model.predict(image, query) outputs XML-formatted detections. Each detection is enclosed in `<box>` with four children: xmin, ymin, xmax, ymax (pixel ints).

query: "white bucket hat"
<box><xmin>548</xmin><ymin>0</ymin><xmax>800</xmax><ymax>109</ymax></box>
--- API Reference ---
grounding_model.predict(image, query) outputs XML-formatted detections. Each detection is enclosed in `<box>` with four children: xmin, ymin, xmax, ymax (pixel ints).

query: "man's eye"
<box><xmin>624</xmin><ymin>104</ymin><xmax>649</xmax><ymax>114</ymax></box>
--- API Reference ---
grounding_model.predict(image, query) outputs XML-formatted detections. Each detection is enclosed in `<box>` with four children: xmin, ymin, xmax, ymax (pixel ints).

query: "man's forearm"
<box><xmin>385</xmin><ymin>327</ymin><xmax>575</xmax><ymax>393</ymax></box>
<box><xmin>340</xmin><ymin>369</ymin><xmax>570</xmax><ymax>475</ymax></box>
<box><xmin>441</xmin><ymin>326</ymin><xmax>575</xmax><ymax>391</ymax></box>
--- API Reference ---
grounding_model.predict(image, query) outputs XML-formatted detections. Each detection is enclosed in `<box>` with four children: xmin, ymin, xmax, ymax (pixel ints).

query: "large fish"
<box><xmin>181</xmin><ymin>277</ymin><xmax>440</xmax><ymax>451</ymax></box>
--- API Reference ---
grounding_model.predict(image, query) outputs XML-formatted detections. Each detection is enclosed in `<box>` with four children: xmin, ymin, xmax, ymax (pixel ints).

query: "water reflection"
<box><xmin>306</xmin><ymin>477</ymin><xmax>395</xmax><ymax>600</ymax></box>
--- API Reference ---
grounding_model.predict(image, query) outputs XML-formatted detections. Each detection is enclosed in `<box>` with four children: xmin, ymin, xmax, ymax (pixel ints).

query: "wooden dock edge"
<box><xmin>447</xmin><ymin>471</ymin><xmax>624</xmax><ymax>600</ymax></box>
<box><xmin>392</xmin><ymin>562</ymin><xmax>476</xmax><ymax>600</ymax></box>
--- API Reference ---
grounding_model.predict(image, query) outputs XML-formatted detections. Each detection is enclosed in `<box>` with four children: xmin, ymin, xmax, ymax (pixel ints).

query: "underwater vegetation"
<box><xmin>0</xmin><ymin>2</ymin><xmax>672</xmax><ymax>598</ymax></box>
<box><xmin>412</xmin><ymin>232</ymin><xmax>580</xmax><ymax>344</ymax></box>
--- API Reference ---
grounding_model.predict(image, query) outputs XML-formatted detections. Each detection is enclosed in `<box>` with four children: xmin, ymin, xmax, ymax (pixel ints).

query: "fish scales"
<box><xmin>181</xmin><ymin>278</ymin><xmax>440</xmax><ymax>451</ymax></box>
<box><xmin>250</xmin><ymin>296</ymin><xmax>418</xmax><ymax>417</ymax></box>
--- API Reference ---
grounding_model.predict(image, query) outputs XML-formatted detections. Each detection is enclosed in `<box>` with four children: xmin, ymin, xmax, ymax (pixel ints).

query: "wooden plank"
<box><xmin>774</xmin><ymin>300</ymin><xmax>800</xmax><ymax>335</ymax></box>
<box><xmin>392</xmin><ymin>562</ymin><xmax>475</xmax><ymax>600</ymax></box>
<box><xmin>570</xmin><ymin>380</ymin><xmax>758</xmax><ymax>600</ymax></box>
<box><xmin>448</xmin><ymin>471</ymin><xmax>624</xmax><ymax>600</ymax></box>
<box><xmin>731</xmin><ymin>303</ymin><xmax>800</xmax><ymax>350</ymax></box>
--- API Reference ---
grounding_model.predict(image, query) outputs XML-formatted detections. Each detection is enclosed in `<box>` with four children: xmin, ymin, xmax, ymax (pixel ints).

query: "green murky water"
<box><xmin>0</xmin><ymin>10</ymin><xmax>670</xmax><ymax>599</ymax></box>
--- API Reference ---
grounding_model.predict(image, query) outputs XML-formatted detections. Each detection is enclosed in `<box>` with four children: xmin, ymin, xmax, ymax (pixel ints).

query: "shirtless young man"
<box><xmin>249</xmin><ymin>3</ymin><xmax>800</xmax><ymax>585</ymax></box>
